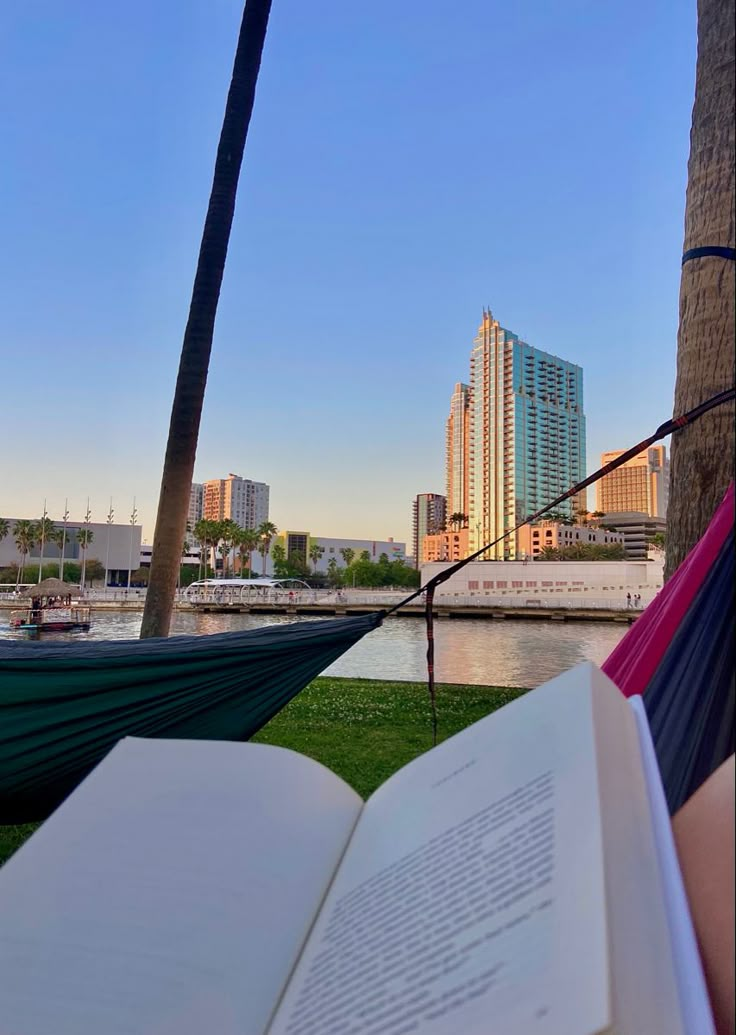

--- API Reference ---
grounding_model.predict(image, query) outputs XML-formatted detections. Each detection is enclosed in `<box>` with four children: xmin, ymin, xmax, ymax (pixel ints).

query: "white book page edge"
<box><xmin>629</xmin><ymin>695</ymin><xmax>715</xmax><ymax>1035</ymax></box>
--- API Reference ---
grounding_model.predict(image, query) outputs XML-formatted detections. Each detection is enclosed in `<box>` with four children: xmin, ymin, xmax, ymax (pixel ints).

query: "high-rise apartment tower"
<box><xmin>203</xmin><ymin>474</ymin><xmax>270</xmax><ymax>530</ymax></box>
<box><xmin>468</xmin><ymin>310</ymin><xmax>586</xmax><ymax>559</ymax></box>
<box><xmin>446</xmin><ymin>383</ymin><xmax>472</xmax><ymax>522</ymax></box>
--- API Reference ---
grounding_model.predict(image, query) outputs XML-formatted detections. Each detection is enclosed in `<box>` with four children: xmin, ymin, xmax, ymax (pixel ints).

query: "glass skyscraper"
<box><xmin>468</xmin><ymin>310</ymin><xmax>586</xmax><ymax>559</ymax></box>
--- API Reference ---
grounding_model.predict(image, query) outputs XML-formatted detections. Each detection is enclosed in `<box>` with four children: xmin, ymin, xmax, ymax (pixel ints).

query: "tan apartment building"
<box><xmin>203</xmin><ymin>473</ymin><xmax>270</xmax><ymax>530</ymax></box>
<box><xmin>421</xmin><ymin>528</ymin><xmax>470</xmax><ymax>563</ymax></box>
<box><xmin>596</xmin><ymin>446</ymin><xmax>669</xmax><ymax>517</ymax></box>
<box><xmin>517</xmin><ymin>520</ymin><xmax>625</xmax><ymax>558</ymax></box>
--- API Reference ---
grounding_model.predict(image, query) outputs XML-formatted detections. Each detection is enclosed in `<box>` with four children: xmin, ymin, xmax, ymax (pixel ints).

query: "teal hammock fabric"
<box><xmin>0</xmin><ymin>613</ymin><xmax>382</xmax><ymax>822</ymax></box>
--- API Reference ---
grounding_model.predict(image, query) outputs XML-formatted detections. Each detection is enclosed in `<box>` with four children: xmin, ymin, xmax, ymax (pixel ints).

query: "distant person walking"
<box><xmin>626</xmin><ymin>592</ymin><xmax>632</xmax><ymax>608</ymax></box>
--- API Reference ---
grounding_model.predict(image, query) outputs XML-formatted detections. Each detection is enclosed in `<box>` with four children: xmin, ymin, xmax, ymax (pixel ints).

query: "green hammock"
<box><xmin>0</xmin><ymin>613</ymin><xmax>382</xmax><ymax>822</ymax></box>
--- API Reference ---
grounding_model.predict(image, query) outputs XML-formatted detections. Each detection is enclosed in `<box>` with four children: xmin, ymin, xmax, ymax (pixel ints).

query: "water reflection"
<box><xmin>1</xmin><ymin>610</ymin><xmax>627</xmax><ymax>688</ymax></box>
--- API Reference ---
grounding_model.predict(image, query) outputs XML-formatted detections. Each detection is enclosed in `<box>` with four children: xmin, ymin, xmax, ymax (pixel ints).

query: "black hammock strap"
<box><xmin>385</xmin><ymin>385</ymin><xmax>735</xmax><ymax>743</ymax></box>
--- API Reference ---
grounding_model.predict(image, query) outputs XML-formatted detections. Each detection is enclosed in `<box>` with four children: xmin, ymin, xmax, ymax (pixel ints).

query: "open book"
<box><xmin>0</xmin><ymin>663</ymin><xmax>714</xmax><ymax>1035</ymax></box>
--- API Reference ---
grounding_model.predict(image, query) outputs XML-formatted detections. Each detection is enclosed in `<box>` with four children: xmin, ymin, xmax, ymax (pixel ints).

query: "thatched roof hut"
<box><xmin>24</xmin><ymin>578</ymin><xmax>79</xmax><ymax>599</ymax></box>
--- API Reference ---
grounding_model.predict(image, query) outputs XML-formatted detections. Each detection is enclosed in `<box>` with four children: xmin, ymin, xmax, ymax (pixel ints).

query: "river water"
<box><xmin>2</xmin><ymin>610</ymin><xmax>628</xmax><ymax>688</ymax></box>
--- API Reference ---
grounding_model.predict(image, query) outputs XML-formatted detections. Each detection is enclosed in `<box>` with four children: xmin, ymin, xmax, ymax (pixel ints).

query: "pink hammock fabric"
<box><xmin>603</xmin><ymin>482</ymin><xmax>734</xmax><ymax>698</ymax></box>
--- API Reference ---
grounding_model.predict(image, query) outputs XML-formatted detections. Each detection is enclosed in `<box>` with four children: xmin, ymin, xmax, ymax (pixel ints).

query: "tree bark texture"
<box><xmin>140</xmin><ymin>0</ymin><xmax>272</xmax><ymax>638</ymax></box>
<box><xmin>666</xmin><ymin>0</ymin><xmax>735</xmax><ymax>579</ymax></box>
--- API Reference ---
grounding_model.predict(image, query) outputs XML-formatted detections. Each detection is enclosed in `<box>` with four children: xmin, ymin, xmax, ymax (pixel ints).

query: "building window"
<box><xmin>468</xmin><ymin>580</ymin><xmax>479</xmax><ymax>590</ymax></box>
<box><xmin>483</xmin><ymin>580</ymin><xmax>493</xmax><ymax>589</ymax></box>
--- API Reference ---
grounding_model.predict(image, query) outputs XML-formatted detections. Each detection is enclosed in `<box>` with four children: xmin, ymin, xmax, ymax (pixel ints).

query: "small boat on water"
<box><xmin>9</xmin><ymin>578</ymin><xmax>91</xmax><ymax>634</ymax></box>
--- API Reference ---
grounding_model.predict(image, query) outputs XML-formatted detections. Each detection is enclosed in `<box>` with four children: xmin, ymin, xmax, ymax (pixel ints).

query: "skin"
<box><xmin>673</xmin><ymin>755</ymin><xmax>735</xmax><ymax>1035</ymax></box>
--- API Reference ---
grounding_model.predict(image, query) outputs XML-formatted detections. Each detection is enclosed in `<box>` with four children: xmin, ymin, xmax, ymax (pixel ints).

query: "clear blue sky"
<box><xmin>1</xmin><ymin>0</ymin><xmax>696</xmax><ymax>544</ymax></box>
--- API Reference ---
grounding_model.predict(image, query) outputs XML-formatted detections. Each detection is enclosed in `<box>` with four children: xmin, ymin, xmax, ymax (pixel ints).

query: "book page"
<box><xmin>268</xmin><ymin>663</ymin><xmax>612</xmax><ymax>1035</ymax></box>
<box><xmin>591</xmin><ymin>672</ymin><xmax>686</xmax><ymax>1035</ymax></box>
<box><xmin>0</xmin><ymin>737</ymin><xmax>362</xmax><ymax>1035</ymax></box>
<box><xmin>628</xmin><ymin>696</ymin><xmax>714</xmax><ymax>1034</ymax></box>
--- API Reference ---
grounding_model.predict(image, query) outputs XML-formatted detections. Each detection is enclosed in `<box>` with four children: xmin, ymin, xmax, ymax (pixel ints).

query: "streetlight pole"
<box><xmin>105</xmin><ymin>499</ymin><xmax>114</xmax><ymax>593</ymax></box>
<box><xmin>81</xmin><ymin>500</ymin><xmax>91</xmax><ymax>591</ymax></box>
<box><xmin>59</xmin><ymin>500</ymin><xmax>69</xmax><ymax>579</ymax></box>
<box><xmin>127</xmin><ymin>498</ymin><xmax>138</xmax><ymax>591</ymax></box>
<box><xmin>37</xmin><ymin>499</ymin><xmax>47</xmax><ymax>583</ymax></box>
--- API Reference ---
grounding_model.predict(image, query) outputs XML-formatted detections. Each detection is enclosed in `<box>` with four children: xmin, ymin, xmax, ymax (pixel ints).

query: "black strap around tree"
<box><xmin>386</xmin><ymin>386</ymin><xmax>735</xmax><ymax>744</ymax></box>
<box><xmin>682</xmin><ymin>245</ymin><xmax>736</xmax><ymax>264</ymax></box>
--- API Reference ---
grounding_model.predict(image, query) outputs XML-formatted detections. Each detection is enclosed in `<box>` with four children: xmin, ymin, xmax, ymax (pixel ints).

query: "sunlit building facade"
<box><xmin>596</xmin><ymin>446</ymin><xmax>669</xmax><ymax>518</ymax></box>
<box><xmin>421</xmin><ymin>528</ymin><xmax>470</xmax><ymax>563</ymax></box>
<box><xmin>446</xmin><ymin>383</ymin><xmax>472</xmax><ymax>522</ymax></box>
<box><xmin>468</xmin><ymin>310</ymin><xmax>586</xmax><ymax>559</ymax></box>
<box><xmin>203</xmin><ymin>473</ymin><xmax>270</xmax><ymax>530</ymax></box>
<box><xmin>412</xmin><ymin>493</ymin><xmax>446</xmax><ymax>569</ymax></box>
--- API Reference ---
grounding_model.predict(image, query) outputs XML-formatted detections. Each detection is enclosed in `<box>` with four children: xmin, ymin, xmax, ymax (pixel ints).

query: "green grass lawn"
<box><xmin>0</xmin><ymin>675</ymin><xmax>527</xmax><ymax>866</ymax></box>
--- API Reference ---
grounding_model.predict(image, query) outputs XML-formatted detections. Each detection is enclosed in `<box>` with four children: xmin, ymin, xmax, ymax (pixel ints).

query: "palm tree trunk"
<box><xmin>665</xmin><ymin>0</ymin><xmax>735</xmax><ymax>579</ymax></box>
<box><xmin>140</xmin><ymin>0</ymin><xmax>273</xmax><ymax>638</ymax></box>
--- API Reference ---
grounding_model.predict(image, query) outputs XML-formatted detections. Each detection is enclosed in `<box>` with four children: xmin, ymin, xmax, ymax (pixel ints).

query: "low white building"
<box><xmin>0</xmin><ymin>518</ymin><xmax>142</xmax><ymax>585</ymax></box>
<box><xmin>421</xmin><ymin>558</ymin><xmax>663</xmax><ymax>608</ymax></box>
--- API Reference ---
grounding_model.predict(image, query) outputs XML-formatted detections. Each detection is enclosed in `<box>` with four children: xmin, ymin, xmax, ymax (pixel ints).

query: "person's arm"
<box><xmin>672</xmin><ymin>755</ymin><xmax>735</xmax><ymax>1035</ymax></box>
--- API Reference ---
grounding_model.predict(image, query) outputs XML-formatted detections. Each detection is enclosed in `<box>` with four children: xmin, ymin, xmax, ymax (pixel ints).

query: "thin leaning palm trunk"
<box><xmin>141</xmin><ymin>0</ymin><xmax>273</xmax><ymax>638</ymax></box>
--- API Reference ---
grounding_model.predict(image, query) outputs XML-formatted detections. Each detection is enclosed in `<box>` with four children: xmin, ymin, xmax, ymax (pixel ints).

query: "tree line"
<box><xmin>0</xmin><ymin>517</ymin><xmax>96</xmax><ymax>588</ymax></box>
<box><xmin>190</xmin><ymin>518</ymin><xmax>278</xmax><ymax>579</ymax></box>
<box><xmin>534</xmin><ymin>543</ymin><xmax>626</xmax><ymax>562</ymax></box>
<box><xmin>270</xmin><ymin>542</ymin><xmax>420</xmax><ymax>588</ymax></box>
<box><xmin>189</xmin><ymin>519</ymin><xmax>420</xmax><ymax>588</ymax></box>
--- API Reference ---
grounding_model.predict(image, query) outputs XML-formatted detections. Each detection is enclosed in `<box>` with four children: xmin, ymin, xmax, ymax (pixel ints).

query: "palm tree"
<box><xmin>449</xmin><ymin>512</ymin><xmax>468</xmax><ymax>531</ymax></box>
<box><xmin>193</xmin><ymin>518</ymin><xmax>211</xmax><ymax>579</ymax></box>
<box><xmin>140</xmin><ymin>0</ymin><xmax>273</xmax><ymax>639</ymax></box>
<box><xmin>177</xmin><ymin>536</ymin><xmax>190</xmax><ymax>590</ymax></box>
<box><xmin>77</xmin><ymin>527</ymin><xmax>94</xmax><ymax>590</ymax></box>
<box><xmin>538</xmin><ymin>545</ymin><xmax>560</xmax><ymax>562</ymax></box>
<box><xmin>245</xmin><ymin>527</ymin><xmax>261</xmax><ymax>578</ymax></box>
<box><xmin>0</xmin><ymin>518</ymin><xmax>9</xmax><ymax>548</ymax></box>
<box><xmin>666</xmin><ymin>0</ymin><xmax>735</xmax><ymax>579</ymax></box>
<box><xmin>217</xmin><ymin>518</ymin><xmax>239</xmax><ymax>577</ymax></box>
<box><xmin>53</xmin><ymin>527</ymin><xmax>69</xmax><ymax>579</ymax></box>
<box><xmin>13</xmin><ymin>520</ymin><xmax>38</xmax><ymax>586</ymax></box>
<box><xmin>236</xmin><ymin>527</ymin><xmax>259</xmax><ymax>578</ymax></box>
<box><xmin>35</xmin><ymin>514</ymin><xmax>55</xmax><ymax>583</ymax></box>
<box><xmin>308</xmin><ymin>541</ymin><xmax>325</xmax><ymax>574</ymax></box>
<box><xmin>256</xmin><ymin>521</ymin><xmax>278</xmax><ymax>575</ymax></box>
<box><xmin>340</xmin><ymin>547</ymin><xmax>355</xmax><ymax>569</ymax></box>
